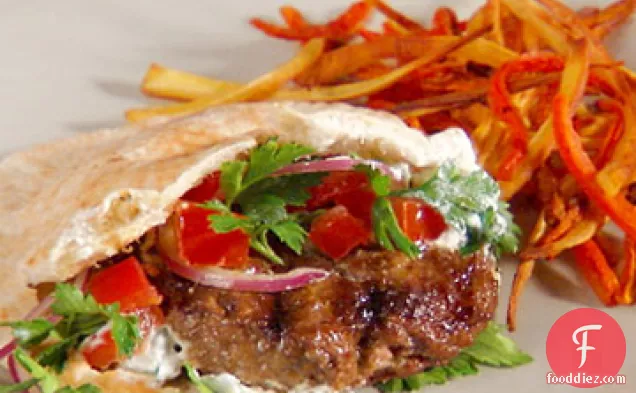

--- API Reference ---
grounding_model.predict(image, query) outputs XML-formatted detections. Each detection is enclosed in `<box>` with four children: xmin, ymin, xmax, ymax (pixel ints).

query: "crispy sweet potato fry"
<box><xmin>280</xmin><ymin>6</ymin><xmax>307</xmax><ymax>29</ymax></box>
<box><xmin>573</xmin><ymin>239</ymin><xmax>621</xmax><ymax>305</ymax></box>
<box><xmin>276</xmin><ymin>26</ymin><xmax>493</xmax><ymax>102</ymax></box>
<box><xmin>393</xmin><ymin>72</ymin><xmax>561</xmax><ymax>116</ymax></box>
<box><xmin>507</xmin><ymin>259</ymin><xmax>535</xmax><ymax>331</ymax></box>
<box><xmin>491</xmin><ymin>0</ymin><xmax>506</xmax><ymax>45</ymax></box>
<box><xmin>616</xmin><ymin>238</ymin><xmax>636</xmax><ymax>304</ymax></box>
<box><xmin>579</xmin><ymin>0</ymin><xmax>635</xmax><ymax>34</ymax></box>
<box><xmin>488</xmin><ymin>54</ymin><xmax>565</xmax><ymax>180</ymax></box>
<box><xmin>596</xmin><ymin>98</ymin><xmax>636</xmax><ymax>196</ymax></box>
<box><xmin>297</xmin><ymin>34</ymin><xmax>516</xmax><ymax>85</ymax></box>
<box><xmin>521</xmin><ymin>219</ymin><xmax>599</xmax><ymax>260</ymax></box>
<box><xmin>250</xmin><ymin>1</ymin><xmax>372</xmax><ymax>41</ymax></box>
<box><xmin>540</xmin><ymin>205</ymin><xmax>581</xmax><ymax>245</ymax></box>
<box><xmin>141</xmin><ymin>64</ymin><xmax>243</xmax><ymax>101</ymax></box>
<box><xmin>594</xmin><ymin>99</ymin><xmax>625</xmax><ymax>167</ymax></box>
<box><xmin>126</xmin><ymin>38</ymin><xmax>325</xmax><ymax>122</ymax></box>
<box><xmin>383</xmin><ymin>20</ymin><xmax>411</xmax><ymax>36</ymax></box>
<box><xmin>501</xmin><ymin>0</ymin><xmax>571</xmax><ymax>55</ymax></box>
<box><xmin>554</xmin><ymin>93</ymin><xmax>636</xmax><ymax>241</ymax></box>
<box><xmin>500</xmin><ymin>38</ymin><xmax>590</xmax><ymax>198</ymax></box>
<box><xmin>431</xmin><ymin>7</ymin><xmax>460</xmax><ymax>35</ymax></box>
<box><xmin>369</xmin><ymin>0</ymin><xmax>424</xmax><ymax>30</ymax></box>
<box><xmin>359</xmin><ymin>29</ymin><xmax>382</xmax><ymax>41</ymax></box>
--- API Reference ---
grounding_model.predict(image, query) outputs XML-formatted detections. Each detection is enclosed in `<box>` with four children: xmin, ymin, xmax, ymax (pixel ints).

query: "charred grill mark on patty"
<box><xmin>155</xmin><ymin>248</ymin><xmax>498</xmax><ymax>390</ymax></box>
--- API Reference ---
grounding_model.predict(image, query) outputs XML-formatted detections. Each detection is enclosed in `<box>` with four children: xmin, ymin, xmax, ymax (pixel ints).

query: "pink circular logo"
<box><xmin>546</xmin><ymin>308</ymin><xmax>626</xmax><ymax>388</ymax></box>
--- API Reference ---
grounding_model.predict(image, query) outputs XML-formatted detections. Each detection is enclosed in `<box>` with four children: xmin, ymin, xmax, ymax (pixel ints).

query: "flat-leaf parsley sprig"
<box><xmin>366</xmin><ymin>162</ymin><xmax>520</xmax><ymax>257</ymax></box>
<box><xmin>0</xmin><ymin>284</ymin><xmax>141</xmax><ymax>393</ymax></box>
<box><xmin>204</xmin><ymin>139</ymin><xmax>326</xmax><ymax>264</ymax></box>
<box><xmin>378</xmin><ymin>322</ymin><xmax>532</xmax><ymax>391</ymax></box>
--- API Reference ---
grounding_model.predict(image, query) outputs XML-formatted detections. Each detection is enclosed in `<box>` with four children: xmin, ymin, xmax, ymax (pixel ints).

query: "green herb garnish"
<box><xmin>0</xmin><ymin>284</ymin><xmax>140</xmax><ymax>393</ymax></box>
<box><xmin>206</xmin><ymin>140</ymin><xmax>518</xmax><ymax>263</ymax></box>
<box><xmin>184</xmin><ymin>364</ymin><xmax>216</xmax><ymax>393</ymax></box>
<box><xmin>378</xmin><ymin>322</ymin><xmax>532</xmax><ymax>392</ymax></box>
<box><xmin>204</xmin><ymin>139</ymin><xmax>325</xmax><ymax>264</ymax></box>
<box><xmin>396</xmin><ymin>162</ymin><xmax>519</xmax><ymax>256</ymax></box>
<box><xmin>363</xmin><ymin>162</ymin><xmax>520</xmax><ymax>257</ymax></box>
<box><xmin>0</xmin><ymin>348</ymin><xmax>100</xmax><ymax>393</ymax></box>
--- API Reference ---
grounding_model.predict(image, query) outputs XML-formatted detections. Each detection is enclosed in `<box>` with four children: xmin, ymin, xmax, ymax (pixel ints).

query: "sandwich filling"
<box><xmin>0</xmin><ymin>130</ymin><xmax>527</xmax><ymax>393</ymax></box>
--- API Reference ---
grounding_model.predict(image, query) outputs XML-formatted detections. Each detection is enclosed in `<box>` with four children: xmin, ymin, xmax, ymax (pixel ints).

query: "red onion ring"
<box><xmin>23</xmin><ymin>296</ymin><xmax>54</xmax><ymax>321</ymax></box>
<box><xmin>7</xmin><ymin>354</ymin><xmax>21</xmax><ymax>383</ymax></box>
<box><xmin>0</xmin><ymin>297</ymin><xmax>52</xmax><ymax>362</ymax></box>
<box><xmin>0</xmin><ymin>341</ymin><xmax>16</xmax><ymax>362</ymax></box>
<box><xmin>8</xmin><ymin>354</ymin><xmax>33</xmax><ymax>393</ymax></box>
<box><xmin>274</xmin><ymin>156</ymin><xmax>405</xmax><ymax>181</ymax></box>
<box><xmin>165</xmin><ymin>258</ymin><xmax>329</xmax><ymax>293</ymax></box>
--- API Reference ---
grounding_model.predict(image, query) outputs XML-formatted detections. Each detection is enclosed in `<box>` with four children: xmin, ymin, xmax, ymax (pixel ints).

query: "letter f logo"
<box><xmin>572</xmin><ymin>324</ymin><xmax>602</xmax><ymax>368</ymax></box>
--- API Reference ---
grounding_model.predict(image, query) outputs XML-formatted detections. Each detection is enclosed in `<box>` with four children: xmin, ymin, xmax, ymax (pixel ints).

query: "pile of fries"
<box><xmin>126</xmin><ymin>0</ymin><xmax>636</xmax><ymax>330</ymax></box>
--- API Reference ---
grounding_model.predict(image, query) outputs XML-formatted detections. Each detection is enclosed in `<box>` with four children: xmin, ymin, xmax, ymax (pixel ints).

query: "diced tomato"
<box><xmin>82</xmin><ymin>328</ymin><xmax>118</xmax><ymax>370</ymax></box>
<box><xmin>390</xmin><ymin>197</ymin><xmax>447</xmax><ymax>243</ymax></box>
<box><xmin>309</xmin><ymin>205</ymin><xmax>370</xmax><ymax>259</ymax></box>
<box><xmin>82</xmin><ymin>306</ymin><xmax>164</xmax><ymax>370</ymax></box>
<box><xmin>88</xmin><ymin>257</ymin><xmax>163</xmax><ymax>313</ymax></box>
<box><xmin>177</xmin><ymin>203</ymin><xmax>250</xmax><ymax>267</ymax></box>
<box><xmin>182</xmin><ymin>171</ymin><xmax>222</xmax><ymax>203</ymax></box>
<box><xmin>307</xmin><ymin>171</ymin><xmax>369</xmax><ymax>209</ymax></box>
<box><xmin>333</xmin><ymin>188</ymin><xmax>376</xmax><ymax>227</ymax></box>
<box><xmin>307</xmin><ymin>171</ymin><xmax>376</xmax><ymax>225</ymax></box>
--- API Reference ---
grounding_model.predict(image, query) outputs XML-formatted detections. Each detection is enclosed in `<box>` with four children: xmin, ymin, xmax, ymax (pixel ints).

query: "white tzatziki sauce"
<box><xmin>121</xmin><ymin>326</ymin><xmax>186</xmax><ymax>383</ymax></box>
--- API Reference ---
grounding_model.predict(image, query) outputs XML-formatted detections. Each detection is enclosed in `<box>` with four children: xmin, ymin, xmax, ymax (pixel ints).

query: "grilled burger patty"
<box><xmin>155</xmin><ymin>247</ymin><xmax>498</xmax><ymax>390</ymax></box>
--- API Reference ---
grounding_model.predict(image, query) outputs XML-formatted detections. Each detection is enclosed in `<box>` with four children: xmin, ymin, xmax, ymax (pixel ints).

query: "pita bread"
<box><xmin>0</xmin><ymin>102</ymin><xmax>477</xmax><ymax>391</ymax></box>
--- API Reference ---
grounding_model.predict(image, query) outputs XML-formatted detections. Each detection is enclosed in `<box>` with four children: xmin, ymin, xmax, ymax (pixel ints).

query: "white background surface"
<box><xmin>0</xmin><ymin>1</ymin><xmax>634</xmax><ymax>392</ymax></box>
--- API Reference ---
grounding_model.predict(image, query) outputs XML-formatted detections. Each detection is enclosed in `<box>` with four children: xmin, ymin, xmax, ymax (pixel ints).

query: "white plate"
<box><xmin>0</xmin><ymin>1</ymin><xmax>634</xmax><ymax>392</ymax></box>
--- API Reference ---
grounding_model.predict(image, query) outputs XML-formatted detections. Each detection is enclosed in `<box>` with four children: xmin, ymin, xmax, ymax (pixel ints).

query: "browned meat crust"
<box><xmin>155</xmin><ymin>248</ymin><xmax>498</xmax><ymax>390</ymax></box>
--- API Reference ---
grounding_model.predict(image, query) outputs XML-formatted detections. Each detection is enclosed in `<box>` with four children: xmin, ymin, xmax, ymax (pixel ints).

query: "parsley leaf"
<box><xmin>242</xmin><ymin>139</ymin><xmax>313</xmax><ymax>186</ymax></box>
<box><xmin>7</xmin><ymin>348</ymin><xmax>102</xmax><ymax>393</ymax></box>
<box><xmin>461</xmin><ymin>323</ymin><xmax>533</xmax><ymax>367</ymax></box>
<box><xmin>239</xmin><ymin>173</ymin><xmax>325</xmax><ymax>208</ymax></box>
<box><xmin>207</xmin><ymin>140</ymin><xmax>324</xmax><ymax>265</ymax></box>
<box><xmin>14</xmin><ymin>348</ymin><xmax>60</xmax><ymax>393</ymax></box>
<box><xmin>0</xmin><ymin>379</ymin><xmax>40</xmax><ymax>393</ymax></box>
<box><xmin>0</xmin><ymin>319</ymin><xmax>54</xmax><ymax>347</ymax></box>
<box><xmin>371</xmin><ymin>198</ymin><xmax>419</xmax><ymax>258</ymax></box>
<box><xmin>51</xmin><ymin>284</ymin><xmax>102</xmax><ymax>316</ymax></box>
<box><xmin>50</xmin><ymin>284</ymin><xmax>140</xmax><ymax>361</ymax></box>
<box><xmin>219</xmin><ymin>161</ymin><xmax>247</xmax><ymax>205</ymax></box>
<box><xmin>3</xmin><ymin>284</ymin><xmax>141</xmax><ymax>375</ymax></box>
<box><xmin>106</xmin><ymin>305</ymin><xmax>141</xmax><ymax>357</ymax></box>
<box><xmin>378</xmin><ymin>322</ymin><xmax>532</xmax><ymax>392</ymax></box>
<box><xmin>240</xmin><ymin>194</ymin><xmax>288</xmax><ymax>224</ymax></box>
<box><xmin>55</xmin><ymin>386</ymin><xmax>101</xmax><ymax>393</ymax></box>
<box><xmin>355</xmin><ymin>164</ymin><xmax>391</xmax><ymax>197</ymax></box>
<box><xmin>208</xmin><ymin>213</ymin><xmax>252</xmax><ymax>233</ymax></box>
<box><xmin>399</xmin><ymin>354</ymin><xmax>479</xmax><ymax>390</ymax></box>
<box><xmin>219</xmin><ymin>139</ymin><xmax>313</xmax><ymax>206</ymax></box>
<box><xmin>37</xmin><ymin>339</ymin><xmax>76</xmax><ymax>373</ymax></box>
<box><xmin>355</xmin><ymin>164</ymin><xmax>418</xmax><ymax>257</ymax></box>
<box><xmin>184</xmin><ymin>364</ymin><xmax>216</xmax><ymax>393</ymax></box>
<box><xmin>270</xmin><ymin>220</ymin><xmax>307</xmax><ymax>255</ymax></box>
